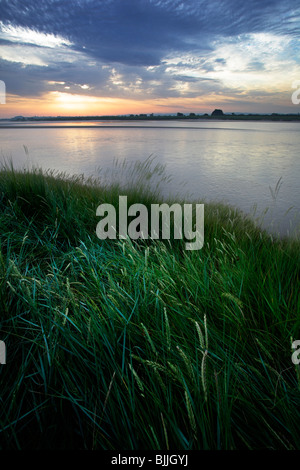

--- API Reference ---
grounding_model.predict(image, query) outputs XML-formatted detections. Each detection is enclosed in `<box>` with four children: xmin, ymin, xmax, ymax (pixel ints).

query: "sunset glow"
<box><xmin>0</xmin><ymin>1</ymin><xmax>300</xmax><ymax>118</ymax></box>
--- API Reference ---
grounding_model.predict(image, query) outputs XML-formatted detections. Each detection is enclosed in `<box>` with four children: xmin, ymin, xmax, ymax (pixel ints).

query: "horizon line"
<box><xmin>2</xmin><ymin>111</ymin><xmax>300</xmax><ymax>120</ymax></box>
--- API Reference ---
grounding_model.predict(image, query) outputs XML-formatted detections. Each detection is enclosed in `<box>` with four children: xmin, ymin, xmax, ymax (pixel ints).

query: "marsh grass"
<box><xmin>0</xmin><ymin>158</ymin><xmax>299</xmax><ymax>450</ymax></box>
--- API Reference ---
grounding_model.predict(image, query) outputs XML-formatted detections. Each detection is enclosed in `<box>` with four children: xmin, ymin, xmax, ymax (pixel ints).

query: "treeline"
<box><xmin>9</xmin><ymin>112</ymin><xmax>300</xmax><ymax>122</ymax></box>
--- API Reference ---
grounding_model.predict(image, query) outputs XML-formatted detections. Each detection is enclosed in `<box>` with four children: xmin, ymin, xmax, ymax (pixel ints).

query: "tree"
<box><xmin>211</xmin><ymin>109</ymin><xmax>224</xmax><ymax>116</ymax></box>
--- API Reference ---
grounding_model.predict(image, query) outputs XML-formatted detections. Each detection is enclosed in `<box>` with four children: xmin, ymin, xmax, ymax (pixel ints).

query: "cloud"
<box><xmin>0</xmin><ymin>0</ymin><xmax>299</xmax><ymax>113</ymax></box>
<box><xmin>0</xmin><ymin>21</ymin><xmax>73</xmax><ymax>48</ymax></box>
<box><xmin>1</xmin><ymin>0</ymin><xmax>299</xmax><ymax>66</ymax></box>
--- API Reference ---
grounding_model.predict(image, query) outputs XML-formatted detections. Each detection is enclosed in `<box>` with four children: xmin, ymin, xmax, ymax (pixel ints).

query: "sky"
<box><xmin>0</xmin><ymin>0</ymin><xmax>300</xmax><ymax>117</ymax></box>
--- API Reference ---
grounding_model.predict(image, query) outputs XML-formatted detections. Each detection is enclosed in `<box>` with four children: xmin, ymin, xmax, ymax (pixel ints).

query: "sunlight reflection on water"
<box><xmin>0</xmin><ymin>120</ymin><xmax>299</xmax><ymax>238</ymax></box>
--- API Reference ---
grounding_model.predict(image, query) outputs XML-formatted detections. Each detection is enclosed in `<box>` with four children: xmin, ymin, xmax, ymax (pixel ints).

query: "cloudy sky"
<box><xmin>0</xmin><ymin>0</ymin><xmax>300</xmax><ymax>117</ymax></box>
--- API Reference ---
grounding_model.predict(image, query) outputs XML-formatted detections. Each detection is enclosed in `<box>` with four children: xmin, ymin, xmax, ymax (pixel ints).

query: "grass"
<box><xmin>0</xmin><ymin>158</ymin><xmax>299</xmax><ymax>450</ymax></box>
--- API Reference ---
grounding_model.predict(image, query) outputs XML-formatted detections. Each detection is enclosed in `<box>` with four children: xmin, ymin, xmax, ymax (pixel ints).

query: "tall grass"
<box><xmin>0</xmin><ymin>159</ymin><xmax>299</xmax><ymax>449</ymax></box>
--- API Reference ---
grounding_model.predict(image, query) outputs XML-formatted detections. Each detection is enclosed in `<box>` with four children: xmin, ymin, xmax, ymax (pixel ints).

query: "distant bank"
<box><xmin>3</xmin><ymin>109</ymin><xmax>300</xmax><ymax>123</ymax></box>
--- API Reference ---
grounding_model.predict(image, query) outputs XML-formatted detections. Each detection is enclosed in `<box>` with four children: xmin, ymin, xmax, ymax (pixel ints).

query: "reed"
<box><xmin>0</xmin><ymin>159</ymin><xmax>299</xmax><ymax>449</ymax></box>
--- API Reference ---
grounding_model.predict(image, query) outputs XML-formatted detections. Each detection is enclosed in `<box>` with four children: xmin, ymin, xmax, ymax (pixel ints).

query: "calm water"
<box><xmin>0</xmin><ymin>119</ymin><xmax>299</xmax><ymax>238</ymax></box>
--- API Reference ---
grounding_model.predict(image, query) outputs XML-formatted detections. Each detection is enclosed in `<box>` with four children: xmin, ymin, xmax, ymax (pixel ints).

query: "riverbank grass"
<box><xmin>0</xmin><ymin>161</ymin><xmax>299</xmax><ymax>449</ymax></box>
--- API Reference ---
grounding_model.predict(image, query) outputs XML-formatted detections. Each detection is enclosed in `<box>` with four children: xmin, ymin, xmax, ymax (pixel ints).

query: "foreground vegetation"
<box><xmin>0</xmin><ymin>159</ymin><xmax>299</xmax><ymax>450</ymax></box>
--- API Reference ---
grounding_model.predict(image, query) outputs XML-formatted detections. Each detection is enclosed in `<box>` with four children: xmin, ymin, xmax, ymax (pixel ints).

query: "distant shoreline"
<box><xmin>1</xmin><ymin>113</ymin><xmax>300</xmax><ymax>124</ymax></box>
<box><xmin>2</xmin><ymin>123</ymin><xmax>299</xmax><ymax>130</ymax></box>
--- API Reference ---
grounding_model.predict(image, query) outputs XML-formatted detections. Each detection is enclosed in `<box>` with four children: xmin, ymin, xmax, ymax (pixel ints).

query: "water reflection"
<box><xmin>0</xmin><ymin>120</ymin><xmax>299</xmax><ymax>238</ymax></box>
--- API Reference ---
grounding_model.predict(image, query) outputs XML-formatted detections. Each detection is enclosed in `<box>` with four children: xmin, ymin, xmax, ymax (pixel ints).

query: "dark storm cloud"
<box><xmin>1</xmin><ymin>0</ymin><xmax>299</xmax><ymax>67</ymax></box>
<box><xmin>0</xmin><ymin>56</ymin><xmax>113</xmax><ymax>98</ymax></box>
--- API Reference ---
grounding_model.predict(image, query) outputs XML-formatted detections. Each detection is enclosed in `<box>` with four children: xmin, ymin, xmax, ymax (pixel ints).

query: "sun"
<box><xmin>49</xmin><ymin>91</ymin><xmax>98</xmax><ymax>113</ymax></box>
